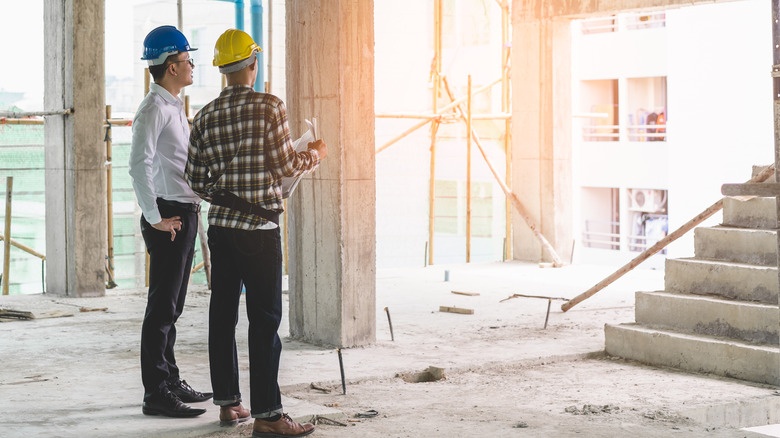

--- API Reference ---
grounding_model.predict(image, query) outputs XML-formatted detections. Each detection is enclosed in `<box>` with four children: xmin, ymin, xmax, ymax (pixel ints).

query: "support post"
<box><xmin>105</xmin><ymin>105</ymin><xmax>115</xmax><ymax>285</ymax></box>
<box><xmin>44</xmin><ymin>0</ymin><xmax>106</xmax><ymax>296</ymax></box>
<box><xmin>501</xmin><ymin>0</ymin><xmax>512</xmax><ymax>261</ymax></box>
<box><xmin>287</xmin><ymin>0</ymin><xmax>376</xmax><ymax>347</ymax></box>
<box><xmin>428</xmin><ymin>0</ymin><xmax>442</xmax><ymax>266</ymax></box>
<box><xmin>428</xmin><ymin>120</ymin><xmax>439</xmax><ymax>266</ymax></box>
<box><xmin>466</xmin><ymin>75</ymin><xmax>473</xmax><ymax>263</ymax></box>
<box><xmin>3</xmin><ymin>177</ymin><xmax>12</xmax><ymax>296</ymax></box>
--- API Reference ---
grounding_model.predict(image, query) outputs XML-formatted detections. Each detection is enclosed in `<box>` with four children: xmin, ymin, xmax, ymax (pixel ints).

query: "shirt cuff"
<box><xmin>143</xmin><ymin>209</ymin><xmax>162</xmax><ymax>225</ymax></box>
<box><xmin>307</xmin><ymin>147</ymin><xmax>320</xmax><ymax>163</ymax></box>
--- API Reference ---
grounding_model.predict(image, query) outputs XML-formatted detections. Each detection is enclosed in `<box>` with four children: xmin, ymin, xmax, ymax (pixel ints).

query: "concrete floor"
<box><xmin>1</xmin><ymin>261</ymin><xmax>778</xmax><ymax>437</ymax></box>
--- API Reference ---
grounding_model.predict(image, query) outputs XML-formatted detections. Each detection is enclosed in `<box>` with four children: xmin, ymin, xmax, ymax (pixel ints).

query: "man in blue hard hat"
<box><xmin>129</xmin><ymin>25</ymin><xmax>212</xmax><ymax>418</ymax></box>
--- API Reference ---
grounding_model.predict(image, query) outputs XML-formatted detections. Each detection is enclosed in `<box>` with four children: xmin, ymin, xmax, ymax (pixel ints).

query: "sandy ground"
<box><xmin>0</xmin><ymin>261</ymin><xmax>777</xmax><ymax>437</ymax></box>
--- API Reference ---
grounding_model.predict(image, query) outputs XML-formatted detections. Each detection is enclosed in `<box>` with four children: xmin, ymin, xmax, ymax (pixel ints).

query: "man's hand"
<box><xmin>308</xmin><ymin>139</ymin><xmax>328</xmax><ymax>160</ymax></box>
<box><xmin>152</xmin><ymin>216</ymin><xmax>182</xmax><ymax>242</ymax></box>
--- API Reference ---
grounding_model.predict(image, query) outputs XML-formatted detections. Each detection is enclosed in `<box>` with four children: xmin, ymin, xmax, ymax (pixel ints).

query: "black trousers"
<box><xmin>139</xmin><ymin>199</ymin><xmax>199</xmax><ymax>397</ymax></box>
<box><xmin>207</xmin><ymin>226</ymin><xmax>283</xmax><ymax>417</ymax></box>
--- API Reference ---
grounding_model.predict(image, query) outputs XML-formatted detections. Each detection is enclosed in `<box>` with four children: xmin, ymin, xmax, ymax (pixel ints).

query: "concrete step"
<box><xmin>694</xmin><ymin>226</ymin><xmax>777</xmax><ymax>266</ymax></box>
<box><xmin>723</xmin><ymin>197</ymin><xmax>776</xmax><ymax>229</ymax></box>
<box><xmin>604</xmin><ymin>323</ymin><xmax>780</xmax><ymax>385</ymax></box>
<box><xmin>635</xmin><ymin>291</ymin><xmax>778</xmax><ymax>344</ymax></box>
<box><xmin>665</xmin><ymin>258</ymin><xmax>777</xmax><ymax>304</ymax></box>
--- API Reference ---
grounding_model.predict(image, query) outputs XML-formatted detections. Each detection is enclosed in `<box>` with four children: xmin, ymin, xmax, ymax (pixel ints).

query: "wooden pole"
<box><xmin>3</xmin><ymin>177</ymin><xmax>13</xmax><ymax>295</ymax></box>
<box><xmin>0</xmin><ymin>234</ymin><xmax>45</xmax><ymax>260</ymax></box>
<box><xmin>105</xmin><ymin>105</ymin><xmax>115</xmax><ymax>284</ymax></box>
<box><xmin>501</xmin><ymin>0</ymin><xmax>513</xmax><ymax>261</ymax></box>
<box><xmin>428</xmin><ymin>121</ymin><xmax>439</xmax><ymax>266</ymax></box>
<box><xmin>428</xmin><ymin>0</ymin><xmax>442</xmax><ymax>266</ymax></box>
<box><xmin>562</xmin><ymin>164</ymin><xmax>776</xmax><ymax>312</ymax></box>
<box><xmin>442</xmin><ymin>77</ymin><xmax>564</xmax><ymax>267</ymax></box>
<box><xmin>375</xmin><ymin>78</ymin><xmax>503</xmax><ymax>155</ymax></box>
<box><xmin>283</xmin><ymin>199</ymin><xmax>289</xmax><ymax>275</ymax></box>
<box><xmin>197</xmin><ymin>215</ymin><xmax>211</xmax><ymax>288</ymax></box>
<box><xmin>466</xmin><ymin>75</ymin><xmax>473</xmax><ymax>263</ymax></box>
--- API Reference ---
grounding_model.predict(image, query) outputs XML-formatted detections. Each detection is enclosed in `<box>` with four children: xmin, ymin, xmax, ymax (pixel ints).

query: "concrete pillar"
<box><xmin>512</xmin><ymin>2</ymin><xmax>573</xmax><ymax>263</ymax></box>
<box><xmin>44</xmin><ymin>0</ymin><xmax>106</xmax><ymax>296</ymax></box>
<box><xmin>285</xmin><ymin>1</ymin><xmax>376</xmax><ymax>347</ymax></box>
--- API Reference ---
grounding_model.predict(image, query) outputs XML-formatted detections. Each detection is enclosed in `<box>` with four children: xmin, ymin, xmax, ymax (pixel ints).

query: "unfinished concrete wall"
<box><xmin>286</xmin><ymin>0</ymin><xmax>376</xmax><ymax>347</ymax></box>
<box><xmin>512</xmin><ymin>9</ymin><xmax>573</xmax><ymax>263</ymax></box>
<box><xmin>44</xmin><ymin>0</ymin><xmax>106</xmax><ymax>296</ymax></box>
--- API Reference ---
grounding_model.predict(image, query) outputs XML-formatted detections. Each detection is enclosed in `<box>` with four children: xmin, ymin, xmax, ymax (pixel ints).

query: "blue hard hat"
<box><xmin>141</xmin><ymin>25</ymin><xmax>198</xmax><ymax>66</ymax></box>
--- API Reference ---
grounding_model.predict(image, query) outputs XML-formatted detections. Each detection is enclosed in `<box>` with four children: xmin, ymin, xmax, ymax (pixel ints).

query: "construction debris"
<box><xmin>451</xmin><ymin>291</ymin><xmax>479</xmax><ymax>296</ymax></box>
<box><xmin>439</xmin><ymin>306</ymin><xmax>474</xmax><ymax>315</ymax></box>
<box><xmin>0</xmin><ymin>308</ymin><xmax>73</xmax><ymax>322</ymax></box>
<box><xmin>310</xmin><ymin>383</ymin><xmax>332</xmax><ymax>393</ymax></box>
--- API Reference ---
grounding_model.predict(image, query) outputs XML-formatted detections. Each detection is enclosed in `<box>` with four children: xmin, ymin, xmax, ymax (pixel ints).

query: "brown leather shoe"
<box><xmin>251</xmin><ymin>414</ymin><xmax>315</xmax><ymax>437</ymax></box>
<box><xmin>219</xmin><ymin>403</ymin><xmax>251</xmax><ymax>427</ymax></box>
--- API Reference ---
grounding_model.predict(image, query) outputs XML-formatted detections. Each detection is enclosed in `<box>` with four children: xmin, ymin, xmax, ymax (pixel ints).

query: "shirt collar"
<box><xmin>220</xmin><ymin>84</ymin><xmax>253</xmax><ymax>96</ymax></box>
<box><xmin>150</xmin><ymin>82</ymin><xmax>183</xmax><ymax>106</ymax></box>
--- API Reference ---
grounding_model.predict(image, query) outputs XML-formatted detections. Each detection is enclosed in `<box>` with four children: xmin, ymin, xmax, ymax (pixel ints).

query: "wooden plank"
<box><xmin>721</xmin><ymin>182</ymin><xmax>780</xmax><ymax>197</ymax></box>
<box><xmin>562</xmin><ymin>164</ymin><xmax>776</xmax><ymax>312</ymax></box>
<box><xmin>439</xmin><ymin>306</ymin><xmax>474</xmax><ymax>315</ymax></box>
<box><xmin>451</xmin><ymin>291</ymin><xmax>480</xmax><ymax>296</ymax></box>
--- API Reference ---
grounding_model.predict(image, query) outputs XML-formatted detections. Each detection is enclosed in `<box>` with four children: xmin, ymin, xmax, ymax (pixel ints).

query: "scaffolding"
<box><xmin>375</xmin><ymin>0</ymin><xmax>562</xmax><ymax>266</ymax></box>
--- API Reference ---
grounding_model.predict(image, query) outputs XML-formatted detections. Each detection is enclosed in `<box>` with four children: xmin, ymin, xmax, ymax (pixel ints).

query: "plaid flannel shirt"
<box><xmin>186</xmin><ymin>85</ymin><xmax>320</xmax><ymax>230</ymax></box>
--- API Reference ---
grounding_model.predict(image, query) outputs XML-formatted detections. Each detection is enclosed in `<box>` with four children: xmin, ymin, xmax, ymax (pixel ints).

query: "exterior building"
<box><xmin>572</xmin><ymin>0</ymin><xmax>772</xmax><ymax>268</ymax></box>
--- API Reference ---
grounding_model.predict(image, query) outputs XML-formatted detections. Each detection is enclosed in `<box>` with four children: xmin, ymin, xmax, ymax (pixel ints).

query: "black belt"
<box><xmin>156</xmin><ymin>198</ymin><xmax>201</xmax><ymax>213</ymax></box>
<box><xmin>210</xmin><ymin>190</ymin><xmax>280</xmax><ymax>225</ymax></box>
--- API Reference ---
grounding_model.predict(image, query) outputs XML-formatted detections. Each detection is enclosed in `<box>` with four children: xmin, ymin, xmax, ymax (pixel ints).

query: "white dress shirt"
<box><xmin>129</xmin><ymin>83</ymin><xmax>201</xmax><ymax>225</ymax></box>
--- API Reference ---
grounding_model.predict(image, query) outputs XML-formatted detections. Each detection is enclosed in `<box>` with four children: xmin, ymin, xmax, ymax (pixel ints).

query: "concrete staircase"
<box><xmin>605</xmin><ymin>195</ymin><xmax>780</xmax><ymax>385</ymax></box>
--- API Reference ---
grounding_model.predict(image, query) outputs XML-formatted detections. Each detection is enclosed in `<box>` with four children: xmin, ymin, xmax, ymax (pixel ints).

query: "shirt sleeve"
<box><xmin>186</xmin><ymin>117</ymin><xmax>212</xmax><ymax>201</ymax></box>
<box><xmin>128</xmin><ymin>102</ymin><xmax>163</xmax><ymax>225</ymax></box>
<box><xmin>264</xmin><ymin>99</ymin><xmax>321</xmax><ymax>179</ymax></box>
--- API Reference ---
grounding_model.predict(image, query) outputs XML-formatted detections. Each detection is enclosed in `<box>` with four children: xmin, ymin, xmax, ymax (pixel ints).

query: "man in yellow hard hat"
<box><xmin>186</xmin><ymin>29</ymin><xmax>327</xmax><ymax>437</ymax></box>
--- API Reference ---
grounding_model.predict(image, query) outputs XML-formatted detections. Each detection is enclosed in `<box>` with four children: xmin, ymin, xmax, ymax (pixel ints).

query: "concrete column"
<box><xmin>44</xmin><ymin>0</ymin><xmax>106</xmax><ymax>296</ymax></box>
<box><xmin>286</xmin><ymin>1</ymin><xmax>376</xmax><ymax>347</ymax></box>
<box><xmin>512</xmin><ymin>3</ymin><xmax>573</xmax><ymax>263</ymax></box>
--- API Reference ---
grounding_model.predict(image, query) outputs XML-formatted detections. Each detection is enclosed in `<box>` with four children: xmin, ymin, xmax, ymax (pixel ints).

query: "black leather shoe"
<box><xmin>169</xmin><ymin>379</ymin><xmax>213</xmax><ymax>403</ymax></box>
<box><xmin>142</xmin><ymin>388</ymin><xmax>206</xmax><ymax>418</ymax></box>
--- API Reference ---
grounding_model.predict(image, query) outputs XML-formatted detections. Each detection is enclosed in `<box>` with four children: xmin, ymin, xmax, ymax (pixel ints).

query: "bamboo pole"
<box><xmin>375</xmin><ymin>78</ymin><xmax>503</xmax><ymax>155</ymax></box>
<box><xmin>3</xmin><ymin>177</ymin><xmax>12</xmax><ymax>295</ymax></box>
<box><xmin>428</xmin><ymin>121</ymin><xmax>439</xmax><ymax>266</ymax></box>
<box><xmin>105</xmin><ymin>105</ymin><xmax>115</xmax><ymax>284</ymax></box>
<box><xmin>428</xmin><ymin>0</ymin><xmax>442</xmax><ymax>266</ymax></box>
<box><xmin>501</xmin><ymin>0</ymin><xmax>513</xmax><ymax>261</ymax></box>
<box><xmin>0</xmin><ymin>234</ymin><xmax>45</xmax><ymax>260</ymax></box>
<box><xmin>466</xmin><ymin>75</ymin><xmax>473</xmax><ymax>263</ymax></box>
<box><xmin>376</xmin><ymin>113</ymin><xmax>509</xmax><ymax>120</ymax></box>
<box><xmin>0</xmin><ymin>119</ymin><xmax>44</xmax><ymax>125</ymax></box>
<box><xmin>197</xmin><ymin>215</ymin><xmax>211</xmax><ymax>288</ymax></box>
<box><xmin>561</xmin><ymin>164</ymin><xmax>777</xmax><ymax>312</ymax></box>
<box><xmin>0</xmin><ymin>118</ymin><xmax>133</xmax><ymax>127</ymax></box>
<box><xmin>283</xmin><ymin>199</ymin><xmax>289</xmax><ymax>275</ymax></box>
<box><xmin>442</xmin><ymin>77</ymin><xmax>564</xmax><ymax>267</ymax></box>
<box><xmin>0</xmin><ymin>109</ymin><xmax>72</xmax><ymax>118</ymax></box>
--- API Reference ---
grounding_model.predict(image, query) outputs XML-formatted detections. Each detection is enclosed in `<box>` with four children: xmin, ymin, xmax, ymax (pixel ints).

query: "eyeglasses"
<box><xmin>171</xmin><ymin>58</ymin><xmax>195</xmax><ymax>68</ymax></box>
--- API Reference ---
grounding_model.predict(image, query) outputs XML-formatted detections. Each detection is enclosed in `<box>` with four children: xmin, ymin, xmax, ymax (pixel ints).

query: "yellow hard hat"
<box><xmin>213</xmin><ymin>29</ymin><xmax>262</xmax><ymax>70</ymax></box>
